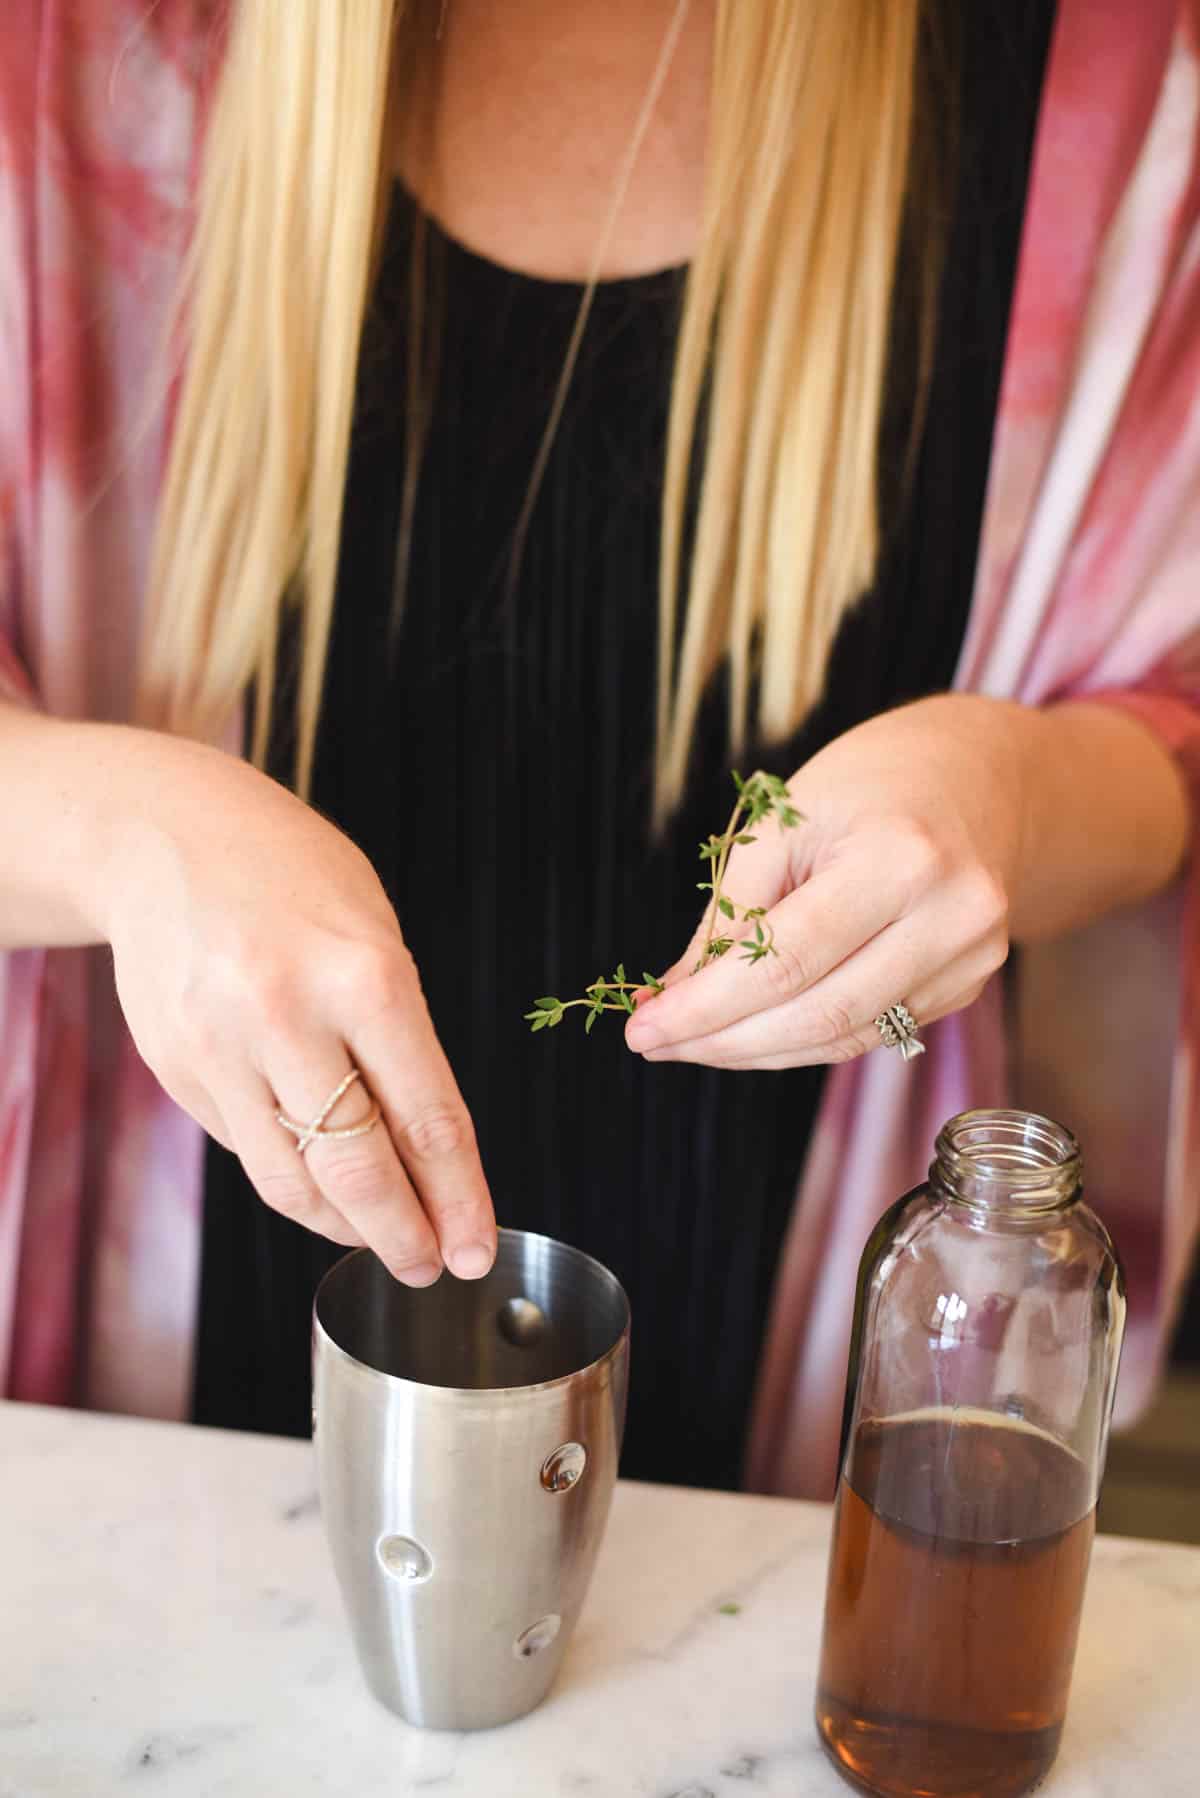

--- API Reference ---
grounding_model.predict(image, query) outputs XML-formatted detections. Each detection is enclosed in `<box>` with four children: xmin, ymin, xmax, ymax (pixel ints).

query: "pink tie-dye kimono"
<box><xmin>2</xmin><ymin>1</ymin><xmax>1199</xmax><ymax>1496</ymax></box>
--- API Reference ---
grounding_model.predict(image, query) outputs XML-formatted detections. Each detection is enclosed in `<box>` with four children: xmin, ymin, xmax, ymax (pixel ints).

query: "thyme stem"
<box><xmin>526</xmin><ymin>771</ymin><xmax>803</xmax><ymax>1035</ymax></box>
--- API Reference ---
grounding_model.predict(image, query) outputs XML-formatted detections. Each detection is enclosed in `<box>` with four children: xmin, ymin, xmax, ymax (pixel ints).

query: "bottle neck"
<box><xmin>931</xmin><ymin>1109</ymin><xmax>1081</xmax><ymax>1221</ymax></box>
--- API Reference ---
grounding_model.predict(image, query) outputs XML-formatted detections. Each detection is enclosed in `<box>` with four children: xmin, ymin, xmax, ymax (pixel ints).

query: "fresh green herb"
<box><xmin>525</xmin><ymin>770</ymin><xmax>803</xmax><ymax>1033</ymax></box>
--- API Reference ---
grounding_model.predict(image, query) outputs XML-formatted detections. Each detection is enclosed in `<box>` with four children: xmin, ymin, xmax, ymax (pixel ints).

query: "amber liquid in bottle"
<box><xmin>816</xmin><ymin>1408</ymin><xmax>1094</xmax><ymax>1798</ymax></box>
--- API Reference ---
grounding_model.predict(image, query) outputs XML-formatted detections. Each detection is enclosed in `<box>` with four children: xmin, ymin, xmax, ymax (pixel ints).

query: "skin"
<box><xmin>1</xmin><ymin>1</ymin><xmax>1189</xmax><ymax>1279</ymax></box>
<box><xmin>624</xmin><ymin>697</ymin><xmax>1189</xmax><ymax>1067</ymax></box>
<box><xmin>402</xmin><ymin>0</ymin><xmax>712</xmax><ymax>280</ymax></box>
<box><xmin>0</xmin><ymin>713</ymin><xmax>495</xmax><ymax>1283</ymax></box>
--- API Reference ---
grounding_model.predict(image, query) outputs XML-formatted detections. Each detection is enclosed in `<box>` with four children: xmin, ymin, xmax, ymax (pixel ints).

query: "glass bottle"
<box><xmin>815</xmin><ymin>1108</ymin><xmax>1126</xmax><ymax>1798</ymax></box>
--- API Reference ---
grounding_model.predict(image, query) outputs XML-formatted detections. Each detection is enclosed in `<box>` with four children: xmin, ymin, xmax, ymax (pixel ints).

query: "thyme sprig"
<box><xmin>526</xmin><ymin>770</ymin><xmax>803</xmax><ymax>1035</ymax></box>
<box><xmin>525</xmin><ymin>965</ymin><xmax>664</xmax><ymax>1037</ymax></box>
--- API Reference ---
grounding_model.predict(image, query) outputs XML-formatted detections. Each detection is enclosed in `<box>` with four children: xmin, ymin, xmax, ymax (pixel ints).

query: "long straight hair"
<box><xmin>142</xmin><ymin>0</ymin><xmax>925</xmax><ymax>814</ymax></box>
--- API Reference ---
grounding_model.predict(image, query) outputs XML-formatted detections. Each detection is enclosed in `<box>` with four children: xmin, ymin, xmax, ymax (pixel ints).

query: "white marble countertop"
<box><xmin>2</xmin><ymin>1401</ymin><xmax>1197</xmax><ymax>1797</ymax></box>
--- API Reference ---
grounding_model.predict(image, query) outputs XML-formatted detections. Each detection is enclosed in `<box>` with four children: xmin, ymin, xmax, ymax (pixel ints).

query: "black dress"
<box><xmin>194</xmin><ymin>3</ymin><xmax>1055</xmax><ymax>1491</ymax></box>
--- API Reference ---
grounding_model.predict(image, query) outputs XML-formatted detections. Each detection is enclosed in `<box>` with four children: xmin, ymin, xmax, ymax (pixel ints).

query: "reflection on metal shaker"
<box><xmin>313</xmin><ymin>1230</ymin><xmax>630</xmax><ymax>1731</ymax></box>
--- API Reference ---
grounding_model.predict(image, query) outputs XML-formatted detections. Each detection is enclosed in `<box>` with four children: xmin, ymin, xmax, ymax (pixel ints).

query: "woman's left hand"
<box><xmin>624</xmin><ymin>696</ymin><xmax>1028</xmax><ymax>1069</ymax></box>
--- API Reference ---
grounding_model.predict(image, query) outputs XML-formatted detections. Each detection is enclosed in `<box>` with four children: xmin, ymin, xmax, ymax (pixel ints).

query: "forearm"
<box><xmin>0</xmin><ymin>704</ymin><xmax>151</xmax><ymax>949</ymax></box>
<box><xmin>1010</xmin><ymin>697</ymin><xmax>1190</xmax><ymax>943</ymax></box>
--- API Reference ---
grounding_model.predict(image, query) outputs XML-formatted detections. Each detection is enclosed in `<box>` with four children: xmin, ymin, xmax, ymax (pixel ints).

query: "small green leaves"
<box><xmin>740</xmin><ymin>916</ymin><xmax>775</xmax><ymax>965</ymax></box>
<box><xmin>525</xmin><ymin>996</ymin><xmax>566</xmax><ymax>1032</ymax></box>
<box><xmin>526</xmin><ymin>768</ymin><xmax>804</xmax><ymax>1039</ymax></box>
<box><xmin>526</xmin><ymin>966</ymin><xmax>650</xmax><ymax>1033</ymax></box>
<box><xmin>718</xmin><ymin>1601</ymin><xmax>742</xmax><ymax>1617</ymax></box>
<box><xmin>584</xmin><ymin>981</ymin><xmax>608</xmax><ymax>1035</ymax></box>
<box><xmin>736</xmin><ymin>768</ymin><xmax>802</xmax><ymax>834</ymax></box>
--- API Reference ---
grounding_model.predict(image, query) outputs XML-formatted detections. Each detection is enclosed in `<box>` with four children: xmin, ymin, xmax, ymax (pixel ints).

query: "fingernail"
<box><xmin>449</xmin><ymin>1243</ymin><xmax>494</xmax><ymax>1280</ymax></box>
<box><xmin>400</xmin><ymin>1261</ymin><xmax>443</xmax><ymax>1287</ymax></box>
<box><xmin>625</xmin><ymin>1020</ymin><xmax>660</xmax><ymax>1051</ymax></box>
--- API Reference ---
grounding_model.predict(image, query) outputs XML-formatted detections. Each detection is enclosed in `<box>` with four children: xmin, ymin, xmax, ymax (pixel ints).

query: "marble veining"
<box><xmin>1</xmin><ymin>1401</ymin><xmax>1197</xmax><ymax>1797</ymax></box>
<box><xmin>281</xmin><ymin>1492</ymin><xmax>321</xmax><ymax>1525</ymax></box>
<box><xmin>129</xmin><ymin>1726</ymin><xmax>249</xmax><ymax>1775</ymax></box>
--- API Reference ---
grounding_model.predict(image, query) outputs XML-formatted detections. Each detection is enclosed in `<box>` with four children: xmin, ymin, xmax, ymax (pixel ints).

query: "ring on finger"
<box><xmin>874</xmin><ymin>1002</ymin><xmax>925</xmax><ymax>1062</ymax></box>
<box><xmin>276</xmin><ymin>1066</ymin><xmax>382</xmax><ymax>1154</ymax></box>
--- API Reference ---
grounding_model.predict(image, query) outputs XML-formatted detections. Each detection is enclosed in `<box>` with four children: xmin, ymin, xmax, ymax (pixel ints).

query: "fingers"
<box><xmin>196</xmin><ymin>928</ymin><xmax>495</xmax><ymax>1285</ymax></box>
<box><xmin>345</xmin><ymin>962</ymin><xmax>497</xmax><ymax>1283</ymax></box>
<box><xmin>654</xmin><ymin>820</ymin><xmax>795</xmax><ymax>991</ymax></box>
<box><xmin>218</xmin><ymin>1072</ymin><xmax>368</xmax><ymax>1249</ymax></box>
<box><xmin>626</xmin><ymin>858</ymin><xmax>896</xmax><ymax>1051</ymax></box>
<box><xmin>639</xmin><ymin>908</ymin><xmax>1007</xmax><ymax>1070</ymax></box>
<box><xmin>263</xmin><ymin>1049</ymin><xmax>441</xmax><ymax>1275</ymax></box>
<box><xmin>629</xmin><ymin>814</ymin><xmax>1010</xmax><ymax>1068</ymax></box>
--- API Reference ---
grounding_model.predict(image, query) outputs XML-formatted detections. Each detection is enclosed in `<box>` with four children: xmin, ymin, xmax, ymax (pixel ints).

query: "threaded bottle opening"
<box><xmin>933</xmin><ymin>1109</ymin><xmax>1081</xmax><ymax>1215</ymax></box>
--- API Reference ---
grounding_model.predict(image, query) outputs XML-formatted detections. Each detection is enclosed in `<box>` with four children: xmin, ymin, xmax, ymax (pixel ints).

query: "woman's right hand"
<box><xmin>100</xmin><ymin>734</ymin><xmax>496</xmax><ymax>1286</ymax></box>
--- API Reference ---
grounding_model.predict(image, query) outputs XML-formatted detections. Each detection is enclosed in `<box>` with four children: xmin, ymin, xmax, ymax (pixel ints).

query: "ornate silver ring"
<box><xmin>875</xmin><ymin>1003</ymin><xmax>925</xmax><ymax>1062</ymax></box>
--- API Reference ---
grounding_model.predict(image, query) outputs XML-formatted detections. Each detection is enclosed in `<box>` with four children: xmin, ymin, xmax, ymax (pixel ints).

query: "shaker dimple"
<box><xmin>513</xmin><ymin>1615</ymin><xmax>561</xmax><ymax>1659</ymax></box>
<box><xmin>541</xmin><ymin>1442</ymin><xmax>587</xmax><ymax>1492</ymax></box>
<box><xmin>376</xmin><ymin>1534</ymin><xmax>434</xmax><ymax>1583</ymax></box>
<box><xmin>497</xmin><ymin>1295</ymin><xmax>548</xmax><ymax>1348</ymax></box>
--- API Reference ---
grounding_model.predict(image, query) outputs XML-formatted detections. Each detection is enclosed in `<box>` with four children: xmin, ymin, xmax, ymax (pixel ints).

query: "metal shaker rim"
<box><xmin>313</xmin><ymin>1227</ymin><xmax>631</xmax><ymax>1400</ymax></box>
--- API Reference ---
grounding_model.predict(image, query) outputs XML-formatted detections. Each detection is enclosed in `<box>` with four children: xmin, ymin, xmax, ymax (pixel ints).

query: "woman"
<box><xmin>1</xmin><ymin>0</ymin><xmax>1197</xmax><ymax>1497</ymax></box>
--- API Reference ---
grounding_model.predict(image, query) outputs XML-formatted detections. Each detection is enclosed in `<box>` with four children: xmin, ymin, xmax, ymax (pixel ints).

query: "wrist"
<box><xmin>1012</xmin><ymin>698</ymin><xmax>1190</xmax><ymax>938</ymax></box>
<box><xmin>91</xmin><ymin>727</ymin><xmax>259</xmax><ymax>944</ymax></box>
<box><xmin>45</xmin><ymin>718</ymin><xmax>156</xmax><ymax>945</ymax></box>
<box><xmin>0</xmin><ymin>709</ymin><xmax>128</xmax><ymax>946</ymax></box>
<box><xmin>891</xmin><ymin>693</ymin><xmax>1039</xmax><ymax>900</ymax></box>
<box><xmin>4</xmin><ymin>712</ymin><xmax>206</xmax><ymax>948</ymax></box>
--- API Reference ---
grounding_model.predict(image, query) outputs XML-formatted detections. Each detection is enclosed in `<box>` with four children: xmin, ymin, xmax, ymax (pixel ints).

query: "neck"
<box><xmin>394</xmin><ymin>0</ymin><xmax>711</xmax><ymax>282</ymax></box>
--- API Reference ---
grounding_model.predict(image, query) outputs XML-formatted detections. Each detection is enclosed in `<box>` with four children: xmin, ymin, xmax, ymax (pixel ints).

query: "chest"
<box><xmin>395</xmin><ymin>0</ymin><xmax>712</xmax><ymax>281</ymax></box>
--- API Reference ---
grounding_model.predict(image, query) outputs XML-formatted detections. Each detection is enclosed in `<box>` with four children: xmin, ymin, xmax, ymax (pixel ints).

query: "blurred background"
<box><xmin>1100</xmin><ymin>1264</ymin><xmax>1200</xmax><ymax>1544</ymax></box>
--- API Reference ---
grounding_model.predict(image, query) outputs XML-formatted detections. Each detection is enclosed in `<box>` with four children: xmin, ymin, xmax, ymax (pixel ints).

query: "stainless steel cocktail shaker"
<box><xmin>313</xmin><ymin>1230</ymin><xmax>630</xmax><ymax>1730</ymax></box>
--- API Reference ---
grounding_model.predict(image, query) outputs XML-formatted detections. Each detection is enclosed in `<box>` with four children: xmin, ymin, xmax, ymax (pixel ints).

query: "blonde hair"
<box><xmin>143</xmin><ymin>0</ymin><xmax>924</xmax><ymax>813</ymax></box>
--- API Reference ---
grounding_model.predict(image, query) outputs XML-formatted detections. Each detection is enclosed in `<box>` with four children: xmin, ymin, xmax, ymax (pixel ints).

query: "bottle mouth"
<box><xmin>933</xmin><ymin>1108</ymin><xmax>1082</xmax><ymax>1213</ymax></box>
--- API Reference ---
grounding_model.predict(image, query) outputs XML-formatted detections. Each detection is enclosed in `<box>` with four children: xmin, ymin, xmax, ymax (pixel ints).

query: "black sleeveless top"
<box><xmin>194</xmin><ymin>4</ymin><xmax>1055</xmax><ymax>1491</ymax></box>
